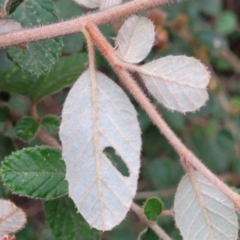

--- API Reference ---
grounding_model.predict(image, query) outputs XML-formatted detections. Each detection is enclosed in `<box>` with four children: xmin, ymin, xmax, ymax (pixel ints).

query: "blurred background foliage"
<box><xmin>0</xmin><ymin>0</ymin><xmax>240</xmax><ymax>239</ymax></box>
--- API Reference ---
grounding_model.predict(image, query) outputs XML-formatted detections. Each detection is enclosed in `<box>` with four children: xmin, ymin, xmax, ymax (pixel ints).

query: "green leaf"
<box><xmin>0</xmin><ymin>54</ymin><xmax>88</xmax><ymax>101</ymax></box>
<box><xmin>0</xmin><ymin>0</ymin><xmax>24</xmax><ymax>15</ymax></box>
<box><xmin>215</xmin><ymin>11</ymin><xmax>238</xmax><ymax>35</ymax></box>
<box><xmin>15</xmin><ymin>117</ymin><xmax>40</xmax><ymax>142</ymax></box>
<box><xmin>41</xmin><ymin>115</ymin><xmax>60</xmax><ymax>134</ymax></box>
<box><xmin>29</xmin><ymin>53</ymin><xmax>87</xmax><ymax>101</ymax></box>
<box><xmin>1</xmin><ymin>147</ymin><xmax>68</xmax><ymax>198</ymax></box>
<box><xmin>0</xmin><ymin>133</ymin><xmax>15</xmax><ymax>162</ymax></box>
<box><xmin>0</xmin><ymin>104</ymin><xmax>10</xmax><ymax>122</ymax></box>
<box><xmin>7</xmin><ymin>0</ymin><xmax>62</xmax><ymax>76</ymax></box>
<box><xmin>45</xmin><ymin>197</ymin><xmax>99</xmax><ymax>240</ymax></box>
<box><xmin>143</xmin><ymin>197</ymin><xmax>163</xmax><ymax>221</ymax></box>
<box><xmin>138</xmin><ymin>227</ymin><xmax>159</xmax><ymax>240</ymax></box>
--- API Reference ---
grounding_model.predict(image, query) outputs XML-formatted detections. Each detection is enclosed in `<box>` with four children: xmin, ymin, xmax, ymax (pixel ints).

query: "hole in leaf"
<box><xmin>104</xmin><ymin>147</ymin><xmax>129</xmax><ymax>177</ymax></box>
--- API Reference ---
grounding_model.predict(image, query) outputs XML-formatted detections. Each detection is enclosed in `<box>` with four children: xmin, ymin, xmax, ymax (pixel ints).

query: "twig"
<box><xmin>37</xmin><ymin>129</ymin><xmax>62</xmax><ymax>150</ymax></box>
<box><xmin>135</xmin><ymin>188</ymin><xmax>175</xmax><ymax>199</ymax></box>
<box><xmin>0</xmin><ymin>0</ymin><xmax>171</xmax><ymax>48</ymax></box>
<box><xmin>85</xmin><ymin>22</ymin><xmax>240</xmax><ymax>209</ymax></box>
<box><xmin>131</xmin><ymin>202</ymin><xmax>172</xmax><ymax>240</ymax></box>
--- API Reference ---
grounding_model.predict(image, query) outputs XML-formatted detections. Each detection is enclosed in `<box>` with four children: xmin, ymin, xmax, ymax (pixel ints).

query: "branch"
<box><xmin>85</xmin><ymin>22</ymin><xmax>240</xmax><ymax>209</ymax></box>
<box><xmin>0</xmin><ymin>0</ymin><xmax>171</xmax><ymax>48</ymax></box>
<box><xmin>131</xmin><ymin>202</ymin><xmax>172</xmax><ymax>240</ymax></box>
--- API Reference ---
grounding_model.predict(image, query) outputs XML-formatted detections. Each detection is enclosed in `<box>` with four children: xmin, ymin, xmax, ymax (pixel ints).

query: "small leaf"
<box><xmin>100</xmin><ymin>0</ymin><xmax>122</xmax><ymax>9</ymax></box>
<box><xmin>0</xmin><ymin>199</ymin><xmax>26</xmax><ymax>236</ymax></box>
<box><xmin>115</xmin><ymin>15</ymin><xmax>155</xmax><ymax>63</ymax></box>
<box><xmin>1</xmin><ymin>147</ymin><xmax>68</xmax><ymax>199</ymax></box>
<box><xmin>138</xmin><ymin>227</ymin><xmax>159</xmax><ymax>240</ymax></box>
<box><xmin>45</xmin><ymin>197</ymin><xmax>99</xmax><ymax>240</ymax></box>
<box><xmin>60</xmin><ymin>69</ymin><xmax>141</xmax><ymax>231</ymax></box>
<box><xmin>143</xmin><ymin>197</ymin><xmax>163</xmax><ymax>221</ymax></box>
<box><xmin>41</xmin><ymin>115</ymin><xmax>60</xmax><ymax>134</ymax></box>
<box><xmin>174</xmin><ymin>170</ymin><xmax>238</xmax><ymax>240</ymax></box>
<box><xmin>15</xmin><ymin>117</ymin><xmax>39</xmax><ymax>142</ymax></box>
<box><xmin>0</xmin><ymin>134</ymin><xmax>15</xmax><ymax>162</ymax></box>
<box><xmin>0</xmin><ymin>104</ymin><xmax>10</xmax><ymax>122</ymax></box>
<box><xmin>7</xmin><ymin>0</ymin><xmax>62</xmax><ymax>76</ymax></box>
<box><xmin>139</xmin><ymin>55</ymin><xmax>210</xmax><ymax>113</ymax></box>
<box><xmin>0</xmin><ymin>18</ymin><xmax>22</xmax><ymax>35</ymax></box>
<box><xmin>73</xmin><ymin>0</ymin><xmax>99</xmax><ymax>9</ymax></box>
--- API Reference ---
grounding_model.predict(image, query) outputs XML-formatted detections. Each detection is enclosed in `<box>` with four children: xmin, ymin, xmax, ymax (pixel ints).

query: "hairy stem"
<box><xmin>85</xmin><ymin>22</ymin><xmax>240</xmax><ymax>209</ymax></box>
<box><xmin>0</xmin><ymin>0</ymin><xmax>171</xmax><ymax>48</ymax></box>
<box><xmin>131</xmin><ymin>202</ymin><xmax>172</xmax><ymax>240</ymax></box>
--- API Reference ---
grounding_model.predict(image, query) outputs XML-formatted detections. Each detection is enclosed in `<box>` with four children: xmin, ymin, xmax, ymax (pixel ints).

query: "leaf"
<box><xmin>0</xmin><ymin>104</ymin><xmax>10</xmax><ymax>122</ymax></box>
<box><xmin>0</xmin><ymin>54</ymin><xmax>88</xmax><ymax>101</ymax></box>
<box><xmin>174</xmin><ymin>170</ymin><xmax>238</xmax><ymax>240</ymax></box>
<box><xmin>73</xmin><ymin>0</ymin><xmax>99</xmax><ymax>9</ymax></box>
<box><xmin>7</xmin><ymin>0</ymin><xmax>62</xmax><ymax>76</ymax></box>
<box><xmin>7</xmin><ymin>0</ymin><xmax>24</xmax><ymax>14</ymax></box>
<box><xmin>0</xmin><ymin>199</ymin><xmax>26</xmax><ymax>236</ymax></box>
<box><xmin>59</xmin><ymin>69</ymin><xmax>141</xmax><ymax>231</ymax></box>
<box><xmin>45</xmin><ymin>197</ymin><xmax>99</xmax><ymax>240</ymax></box>
<box><xmin>0</xmin><ymin>18</ymin><xmax>22</xmax><ymax>35</ymax></box>
<box><xmin>115</xmin><ymin>15</ymin><xmax>155</xmax><ymax>63</ymax></box>
<box><xmin>138</xmin><ymin>227</ymin><xmax>159</xmax><ymax>240</ymax></box>
<box><xmin>1</xmin><ymin>147</ymin><xmax>68</xmax><ymax>199</ymax></box>
<box><xmin>215</xmin><ymin>11</ymin><xmax>237</xmax><ymax>35</ymax></box>
<box><xmin>143</xmin><ymin>197</ymin><xmax>163</xmax><ymax>221</ymax></box>
<box><xmin>15</xmin><ymin>117</ymin><xmax>40</xmax><ymax>142</ymax></box>
<box><xmin>41</xmin><ymin>115</ymin><xmax>60</xmax><ymax>134</ymax></box>
<box><xmin>0</xmin><ymin>134</ymin><xmax>15</xmax><ymax>162</ymax></box>
<box><xmin>100</xmin><ymin>0</ymin><xmax>122</xmax><ymax>9</ymax></box>
<box><xmin>139</xmin><ymin>55</ymin><xmax>210</xmax><ymax>113</ymax></box>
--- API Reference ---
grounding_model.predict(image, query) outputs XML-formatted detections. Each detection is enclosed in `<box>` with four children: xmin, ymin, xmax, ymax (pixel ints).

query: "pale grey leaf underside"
<box><xmin>174</xmin><ymin>171</ymin><xmax>238</xmax><ymax>240</ymax></box>
<box><xmin>60</xmin><ymin>70</ymin><xmax>141</xmax><ymax>231</ymax></box>
<box><xmin>140</xmin><ymin>56</ymin><xmax>210</xmax><ymax>113</ymax></box>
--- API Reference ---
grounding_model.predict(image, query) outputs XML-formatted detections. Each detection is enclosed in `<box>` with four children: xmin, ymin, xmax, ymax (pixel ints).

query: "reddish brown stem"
<box><xmin>0</xmin><ymin>0</ymin><xmax>171</xmax><ymax>48</ymax></box>
<box><xmin>85</xmin><ymin>22</ymin><xmax>240</xmax><ymax>209</ymax></box>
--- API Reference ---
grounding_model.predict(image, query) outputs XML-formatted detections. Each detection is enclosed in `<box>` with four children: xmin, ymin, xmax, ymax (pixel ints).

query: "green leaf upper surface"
<box><xmin>0</xmin><ymin>133</ymin><xmax>15</xmax><ymax>162</ymax></box>
<box><xmin>41</xmin><ymin>115</ymin><xmax>60</xmax><ymax>134</ymax></box>
<box><xmin>7</xmin><ymin>0</ymin><xmax>62</xmax><ymax>76</ymax></box>
<box><xmin>45</xmin><ymin>197</ymin><xmax>99</xmax><ymax>240</ymax></box>
<box><xmin>138</xmin><ymin>227</ymin><xmax>159</xmax><ymax>240</ymax></box>
<box><xmin>0</xmin><ymin>104</ymin><xmax>10</xmax><ymax>122</ymax></box>
<box><xmin>15</xmin><ymin>117</ymin><xmax>40</xmax><ymax>142</ymax></box>
<box><xmin>0</xmin><ymin>53</ymin><xmax>88</xmax><ymax>101</ymax></box>
<box><xmin>1</xmin><ymin>147</ymin><xmax>68</xmax><ymax>198</ymax></box>
<box><xmin>143</xmin><ymin>197</ymin><xmax>163</xmax><ymax>221</ymax></box>
<box><xmin>7</xmin><ymin>0</ymin><xmax>24</xmax><ymax>14</ymax></box>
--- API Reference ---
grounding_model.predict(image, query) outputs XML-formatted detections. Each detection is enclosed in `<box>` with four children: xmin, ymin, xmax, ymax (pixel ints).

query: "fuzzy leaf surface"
<box><xmin>73</xmin><ymin>0</ymin><xmax>99</xmax><ymax>8</ymax></box>
<box><xmin>15</xmin><ymin>117</ymin><xmax>40</xmax><ymax>142</ymax></box>
<box><xmin>45</xmin><ymin>197</ymin><xmax>99</xmax><ymax>240</ymax></box>
<box><xmin>60</xmin><ymin>69</ymin><xmax>141</xmax><ymax>231</ymax></box>
<box><xmin>174</xmin><ymin>170</ymin><xmax>238</xmax><ymax>240</ymax></box>
<box><xmin>0</xmin><ymin>199</ymin><xmax>26</xmax><ymax>236</ymax></box>
<box><xmin>140</xmin><ymin>56</ymin><xmax>210</xmax><ymax>113</ymax></box>
<box><xmin>41</xmin><ymin>115</ymin><xmax>60</xmax><ymax>134</ymax></box>
<box><xmin>7</xmin><ymin>0</ymin><xmax>62</xmax><ymax>76</ymax></box>
<box><xmin>115</xmin><ymin>15</ymin><xmax>155</xmax><ymax>63</ymax></box>
<box><xmin>1</xmin><ymin>147</ymin><xmax>68</xmax><ymax>199</ymax></box>
<box><xmin>100</xmin><ymin>0</ymin><xmax>122</xmax><ymax>9</ymax></box>
<box><xmin>143</xmin><ymin>197</ymin><xmax>163</xmax><ymax>221</ymax></box>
